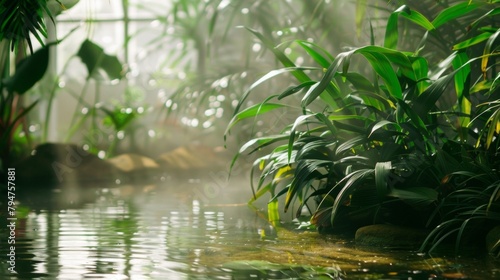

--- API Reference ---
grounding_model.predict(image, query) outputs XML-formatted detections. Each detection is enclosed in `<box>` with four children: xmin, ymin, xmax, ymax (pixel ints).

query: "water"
<box><xmin>1</xmin><ymin>179</ymin><xmax>499</xmax><ymax>279</ymax></box>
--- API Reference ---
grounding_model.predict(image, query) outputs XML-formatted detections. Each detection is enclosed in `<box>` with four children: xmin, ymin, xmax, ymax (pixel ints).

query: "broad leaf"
<box><xmin>77</xmin><ymin>39</ymin><xmax>124</xmax><ymax>80</ymax></box>
<box><xmin>432</xmin><ymin>2</ymin><xmax>481</xmax><ymax>29</ymax></box>
<box><xmin>3</xmin><ymin>46</ymin><xmax>49</xmax><ymax>94</ymax></box>
<box><xmin>385</xmin><ymin>5</ymin><xmax>435</xmax><ymax>49</ymax></box>
<box><xmin>226</xmin><ymin>103</ymin><xmax>287</xmax><ymax>136</ymax></box>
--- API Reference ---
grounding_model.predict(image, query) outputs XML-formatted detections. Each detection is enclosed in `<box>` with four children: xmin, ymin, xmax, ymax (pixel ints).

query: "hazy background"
<box><xmin>25</xmin><ymin>0</ymin><xmax>380</xmax><ymax>160</ymax></box>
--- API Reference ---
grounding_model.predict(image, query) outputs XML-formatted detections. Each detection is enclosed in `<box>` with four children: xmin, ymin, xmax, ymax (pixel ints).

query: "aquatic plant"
<box><xmin>227</xmin><ymin>0</ymin><xmax>500</xmax><ymax>254</ymax></box>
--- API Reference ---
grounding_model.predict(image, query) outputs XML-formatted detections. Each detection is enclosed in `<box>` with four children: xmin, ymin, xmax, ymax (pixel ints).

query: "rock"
<box><xmin>355</xmin><ymin>224</ymin><xmax>430</xmax><ymax>249</ymax></box>
<box><xmin>155</xmin><ymin>144</ymin><xmax>227</xmax><ymax>177</ymax></box>
<box><xmin>13</xmin><ymin>143</ymin><xmax>120</xmax><ymax>187</ymax></box>
<box><xmin>108</xmin><ymin>153</ymin><xmax>159</xmax><ymax>172</ymax></box>
<box><xmin>486</xmin><ymin>226</ymin><xmax>500</xmax><ymax>256</ymax></box>
<box><xmin>107</xmin><ymin>153</ymin><xmax>161</xmax><ymax>183</ymax></box>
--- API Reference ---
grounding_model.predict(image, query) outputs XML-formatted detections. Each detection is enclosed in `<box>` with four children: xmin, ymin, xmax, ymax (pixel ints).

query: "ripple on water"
<box><xmin>1</xmin><ymin>182</ymin><xmax>498</xmax><ymax>279</ymax></box>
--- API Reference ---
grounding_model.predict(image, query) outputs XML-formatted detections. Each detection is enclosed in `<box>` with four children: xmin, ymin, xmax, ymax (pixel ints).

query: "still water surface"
<box><xmin>1</xmin><ymin>179</ymin><xmax>499</xmax><ymax>279</ymax></box>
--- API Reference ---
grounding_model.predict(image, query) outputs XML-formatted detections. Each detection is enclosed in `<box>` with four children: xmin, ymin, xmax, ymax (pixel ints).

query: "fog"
<box><xmin>26</xmin><ymin>0</ymin><xmax>371</xmax><ymax>158</ymax></box>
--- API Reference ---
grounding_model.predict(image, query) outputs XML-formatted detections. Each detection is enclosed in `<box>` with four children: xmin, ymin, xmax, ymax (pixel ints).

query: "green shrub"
<box><xmin>227</xmin><ymin>0</ymin><xmax>500</xmax><ymax>254</ymax></box>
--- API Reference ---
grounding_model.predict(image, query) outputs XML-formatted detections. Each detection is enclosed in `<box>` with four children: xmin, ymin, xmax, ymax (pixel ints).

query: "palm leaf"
<box><xmin>431</xmin><ymin>2</ymin><xmax>481</xmax><ymax>29</ymax></box>
<box><xmin>375</xmin><ymin>161</ymin><xmax>392</xmax><ymax>200</ymax></box>
<box><xmin>329</xmin><ymin>169</ymin><xmax>374</xmax><ymax>226</ymax></box>
<box><xmin>225</xmin><ymin>102</ymin><xmax>288</xmax><ymax>138</ymax></box>
<box><xmin>389</xmin><ymin>187</ymin><xmax>438</xmax><ymax>208</ymax></box>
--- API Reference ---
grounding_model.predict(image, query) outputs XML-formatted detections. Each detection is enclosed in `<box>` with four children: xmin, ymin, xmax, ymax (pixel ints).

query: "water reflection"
<box><xmin>1</xmin><ymin>180</ymin><xmax>266</xmax><ymax>279</ymax></box>
<box><xmin>1</xmin><ymin>179</ymin><xmax>498</xmax><ymax>279</ymax></box>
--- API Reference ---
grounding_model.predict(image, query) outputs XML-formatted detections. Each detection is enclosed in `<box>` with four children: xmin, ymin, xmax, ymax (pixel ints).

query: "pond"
<box><xmin>1</xmin><ymin>177</ymin><xmax>499</xmax><ymax>279</ymax></box>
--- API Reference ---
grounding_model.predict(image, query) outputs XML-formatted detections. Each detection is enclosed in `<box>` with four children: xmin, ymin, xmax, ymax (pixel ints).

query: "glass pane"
<box><xmin>128</xmin><ymin>0</ymin><xmax>171</xmax><ymax>18</ymax></box>
<box><xmin>57</xmin><ymin>0</ymin><xmax>124</xmax><ymax>20</ymax></box>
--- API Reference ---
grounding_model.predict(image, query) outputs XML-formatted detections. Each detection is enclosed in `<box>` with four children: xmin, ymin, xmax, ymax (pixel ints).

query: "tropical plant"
<box><xmin>227</xmin><ymin>0</ymin><xmax>500</xmax><ymax>254</ymax></box>
<box><xmin>0</xmin><ymin>44</ymin><xmax>51</xmax><ymax>168</ymax></box>
<box><xmin>0</xmin><ymin>0</ymin><xmax>127</xmax><ymax>169</ymax></box>
<box><xmin>0</xmin><ymin>0</ymin><xmax>55</xmax><ymax>52</ymax></box>
<box><xmin>0</xmin><ymin>0</ymin><xmax>60</xmax><ymax>168</ymax></box>
<box><xmin>59</xmin><ymin>38</ymin><xmax>126</xmax><ymax>156</ymax></box>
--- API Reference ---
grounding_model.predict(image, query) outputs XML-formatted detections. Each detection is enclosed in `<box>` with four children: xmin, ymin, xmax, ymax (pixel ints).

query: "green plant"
<box><xmin>57</xmin><ymin>39</ymin><xmax>127</xmax><ymax>156</ymax></box>
<box><xmin>0</xmin><ymin>45</ymin><xmax>50</xmax><ymax>167</ymax></box>
<box><xmin>0</xmin><ymin>0</ymin><xmax>55</xmax><ymax>52</ymax></box>
<box><xmin>0</xmin><ymin>0</ymin><xmax>60</xmax><ymax>167</ymax></box>
<box><xmin>227</xmin><ymin>0</ymin><xmax>500</xmax><ymax>253</ymax></box>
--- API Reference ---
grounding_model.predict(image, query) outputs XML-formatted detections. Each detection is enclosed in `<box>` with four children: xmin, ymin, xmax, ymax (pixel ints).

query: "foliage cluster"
<box><xmin>227</xmin><ymin>0</ymin><xmax>500</xmax><ymax>254</ymax></box>
<box><xmin>0</xmin><ymin>0</ymin><xmax>55</xmax><ymax>168</ymax></box>
<box><xmin>1</xmin><ymin>0</ymin><xmax>362</xmax><ymax>163</ymax></box>
<box><xmin>0</xmin><ymin>0</ymin><xmax>125</xmax><ymax>168</ymax></box>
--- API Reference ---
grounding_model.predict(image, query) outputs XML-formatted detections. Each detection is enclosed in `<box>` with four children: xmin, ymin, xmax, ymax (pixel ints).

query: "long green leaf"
<box><xmin>233</xmin><ymin>67</ymin><xmax>316</xmax><ymax>115</ymax></box>
<box><xmin>330</xmin><ymin>169</ymin><xmax>374</xmax><ymax>225</ymax></box>
<box><xmin>344</xmin><ymin>72</ymin><xmax>375</xmax><ymax>92</ymax></box>
<box><xmin>245</xmin><ymin>27</ymin><xmax>310</xmax><ymax>82</ymax></box>
<box><xmin>485</xmin><ymin>108</ymin><xmax>500</xmax><ymax>149</ymax></box>
<box><xmin>389</xmin><ymin>187</ymin><xmax>438</xmax><ymax>207</ymax></box>
<box><xmin>355</xmin><ymin>0</ymin><xmax>367</xmax><ymax>37</ymax></box>
<box><xmin>385</xmin><ymin>5</ymin><xmax>435</xmax><ymax>49</ymax></box>
<box><xmin>452</xmin><ymin>31</ymin><xmax>495</xmax><ymax>50</ymax></box>
<box><xmin>482</xmin><ymin>28</ymin><xmax>500</xmax><ymax>77</ymax></box>
<box><xmin>296</xmin><ymin>40</ymin><xmax>333</xmax><ymax>68</ymax></box>
<box><xmin>302</xmin><ymin>52</ymin><xmax>350</xmax><ymax>107</ymax></box>
<box><xmin>239</xmin><ymin>135</ymin><xmax>290</xmax><ymax>155</ymax></box>
<box><xmin>358</xmin><ymin>50</ymin><xmax>402</xmax><ymax>99</ymax></box>
<box><xmin>285</xmin><ymin>160</ymin><xmax>331</xmax><ymax>212</ymax></box>
<box><xmin>369</xmin><ymin>120</ymin><xmax>402</xmax><ymax>138</ymax></box>
<box><xmin>225</xmin><ymin>103</ymin><xmax>287</xmax><ymax>136</ymax></box>
<box><xmin>452</xmin><ymin>51</ymin><xmax>471</xmax><ymax>130</ymax></box>
<box><xmin>375</xmin><ymin>161</ymin><xmax>392</xmax><ymax>201</ymax></box>
<box><xmin>432</xmin><ymin>2</ymin><xmax>481</xmax><ymax>29</ymax></box>
<box><xmin>278</xmin><ymin>80</ymin><xmax>316</xmax><ymax>100</ymax></box>
<box><xmin>304</xmin><ymin>45</ymin><xmax>413</xmax><ymax>106</ymax></box>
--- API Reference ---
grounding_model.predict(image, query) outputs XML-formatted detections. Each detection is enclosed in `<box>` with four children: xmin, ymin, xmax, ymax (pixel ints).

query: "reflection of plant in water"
<box><xmin>228</xmin><ymin>1</ymin><xmax>500</xmax><ymax>254</ymax></box>
<box><xmin>222</xmin><ymin>260</ymin><xmax>344</xmax><ymax>279</ymax></box>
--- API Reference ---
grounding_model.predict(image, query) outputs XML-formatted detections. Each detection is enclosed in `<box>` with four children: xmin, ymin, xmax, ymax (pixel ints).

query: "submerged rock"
<box><xmin>14</xmin><ymin>143</ymin><xmax>120</xmax><ymax>187</ymax></box>
<box><xmin>355</xmin><ymin>224</ymin><xmax>430</xmax><ymax>249</ymax></box>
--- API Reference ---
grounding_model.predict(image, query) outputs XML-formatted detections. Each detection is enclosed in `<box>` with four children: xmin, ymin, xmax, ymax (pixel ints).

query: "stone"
<box><xmin>107</xmin><ymin>153</ymin><xmax>161</xmax><ymax>183</ymax></box>
<box><xmin>355</xmin><ymin>224</ymin><xmax>430</xmax><ymax>249</ymax></box>
<box><xmin>486</xmin><ymin>225</ymin><xmax>500</xmax><ymax>257</ymax></box>
<box><xmin>107</xmin><ymin>153</ymin><xmax>159</xmax><ymax>172</ymax></box>
<box><xmin>13</xmin><ymin>143</ymin><xmax>120</xmax><ymax>187</ymax></box>
<box><xmin>155</xmin><ymin>144</ymin><xmax>227</xmax><ymax>176</ymax></box>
